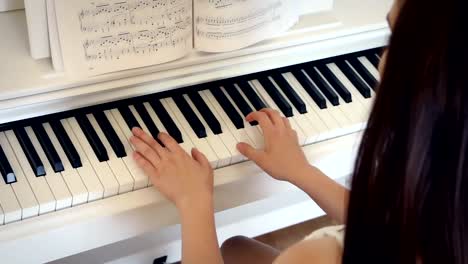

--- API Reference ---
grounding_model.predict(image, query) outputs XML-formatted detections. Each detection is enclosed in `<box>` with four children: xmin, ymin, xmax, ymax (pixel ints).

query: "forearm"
<box><xmin>290</xmin><ymin>166</ymin><xmax>349</xmax><ymax>223</ymax></box>
<box><xmin>179</xmin><ymin>198</ymin><xmax>223</xmax><ymax>264</ymax></box>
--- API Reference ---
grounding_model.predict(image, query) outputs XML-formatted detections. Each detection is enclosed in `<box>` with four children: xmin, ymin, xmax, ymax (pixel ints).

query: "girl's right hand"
<box><xmin>236</xmin><ymin>109</ymin><xmax>313</xmax><ymax>183</ymax></box>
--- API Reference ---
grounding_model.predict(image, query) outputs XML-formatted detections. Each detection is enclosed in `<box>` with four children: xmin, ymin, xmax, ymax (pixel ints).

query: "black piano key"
<box><xmin>134</xmin><ymin>103</ymin><xmax>161</xmax><ymax>139</ymax></box>
<box><xmin>291</xmin><ymin>69</ymin><xmax>327</xmax><ymax>109</ymax></box>
<box><xmin>188</xmin><ymin>91</ymin><xmax>222</xmax><ymax>135</ymax></box>
<box><xmin>223</xmin><ymin>83</ymin><xmax>255</xmax><ymax>117</ymax></box>
<box><xmin>223</xmin><ymin>83</ymin><xmax>258</xmax><ymax>126</ymax></box>
<box><xmin>366</xmin><ymin>53</ymin><xmax>380</xmax><ymax>69</ymax></box>
<box><xmin>257</xmin><ymin>76</ymin><xmax>293</xmax><ymax>117</ymax></box>
<box><xmin>31</xmin><ymin>124</ymin><xmax>64</xmax><ymax>173</ymax></box>
<box><xmin>347</xmin><ymin>57</ymin><xmax>378</xmax><ymax>90</ymax></box>
<box><xmin>336</xmin><ymin>60</ymin><xmax>372</xmax><ymax>98</ymax></box>
<box><xmin>209</xmin><ymin>87</ymin><xmax>245</xmax><ymax>129</ymax></box>
<box><xmin>271</xmin><ymin>72</ymin><xmax>307</xmax><ymax>114</ymax></box>
<box><xmin>149</xmin><ymin>99</ymin><xmax>183</xmax><ymax>144</ymax></box>
<box><xmin>304</xmin><ymin>66</ymin><xmax>340</xmax><ymax>106</ymax></box>
<box><xmin>50</xmin><ymin>120</ymin><xmax>82</xmax><ymax>168</ymax></box>
<box><xmin>14</xmin><ymin>128</ymin><xmax>45</xmax><ymax>176</ymax></box>
<box><xmin>316</xmin><ymin>64</ymin><xmax>352</xmax><ymax>103</ymax></box>
<box><xmin>237</xmin><ymin>79</ymin><xmax>267</xmax><ymax>111</ymax></box>
<box><xmin>0</xmin><ymin>145</ymin><xmax>16</xmax><ymax>184</ymax></box>
<box><xmin>76</xmin><ymin>114</ymin><xmax>109</xmax><ymax>162</ymax></box>
<box><xmin>118</xmin><ymin>106</ymin><xmax>141</xmax><ymax>130</ymax></box>
<box><xmin>94</xmin><ymin>111</ymin><xmax>126</xmax><ymax>158</ymax></box>
<box><xmin>173</xmin><ymin>95</ymin><xmax>207</xmax><ymax>138</ymax></box>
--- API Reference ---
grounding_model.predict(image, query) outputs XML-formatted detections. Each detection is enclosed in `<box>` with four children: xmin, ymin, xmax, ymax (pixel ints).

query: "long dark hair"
<box><xmin>343</xmin><ymin>0</ymin><xmax>468</xmax><ymax>263</ymax></box>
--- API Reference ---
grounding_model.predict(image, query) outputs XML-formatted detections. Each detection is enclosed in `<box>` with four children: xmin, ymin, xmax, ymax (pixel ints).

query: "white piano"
<box><xmin>0</xmin><ymin>1</ymin><xmax>391</xmax><ymax>263</ymax></box>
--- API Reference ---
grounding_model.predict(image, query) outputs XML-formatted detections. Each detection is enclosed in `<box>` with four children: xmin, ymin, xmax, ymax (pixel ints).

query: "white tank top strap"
<box><xmin>303</xmin><ymin>225</ymin><xmax>345</xmax><ymax>248</ymax></box>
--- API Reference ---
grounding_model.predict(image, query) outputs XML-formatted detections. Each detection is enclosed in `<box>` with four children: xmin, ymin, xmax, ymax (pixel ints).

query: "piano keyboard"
<box><xmin>0</xmin><ymin>48</ymin><xmax>381</xmax><ymax>225</ymax></box>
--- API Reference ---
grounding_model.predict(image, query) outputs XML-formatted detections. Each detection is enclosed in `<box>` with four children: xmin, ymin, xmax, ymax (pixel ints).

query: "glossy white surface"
<box><xmin>0</xmin><ymin>131</ymin><xmax>361</xmax><ymax>264</ymax></box>
<box><xmin>0</xmin><ymin>1</ymin><xmax>391</xmax><ymax>262</ymax></box>
<box><xmin>0</xmin><ymin>0</ymin><xmax>391</xmax><ymax>124</ymax></box>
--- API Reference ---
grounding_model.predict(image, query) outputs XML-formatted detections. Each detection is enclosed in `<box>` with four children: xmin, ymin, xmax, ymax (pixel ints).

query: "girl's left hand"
<box><xmin>130</xmin><ymin>127</ymin><xmax>214</xmax><ymax>211</ymax></box>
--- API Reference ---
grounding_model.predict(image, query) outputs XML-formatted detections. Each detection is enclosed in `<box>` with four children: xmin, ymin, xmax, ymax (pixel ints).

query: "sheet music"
<box><xmin>194</xmin><ymin>0</ymin><xmax>298</xmax><ymax>52</ymax></box>
<box><xmin>54</xmin><ymin>0</ymin><xmax>193</xmax><ymax>76</ymax></box>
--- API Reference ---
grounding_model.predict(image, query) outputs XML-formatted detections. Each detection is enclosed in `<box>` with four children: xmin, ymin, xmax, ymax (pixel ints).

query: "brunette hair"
<box><xmin>343</xmin><ymin>0</ymin><xmax>468</xmax><ymax>263</ymax></box>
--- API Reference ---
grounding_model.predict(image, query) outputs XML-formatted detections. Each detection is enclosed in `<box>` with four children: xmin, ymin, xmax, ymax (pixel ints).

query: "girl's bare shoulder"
<box><xmin>273</xmin><ymin>237</ymin><xmax>342</xmax><ymax>264</ymax></box>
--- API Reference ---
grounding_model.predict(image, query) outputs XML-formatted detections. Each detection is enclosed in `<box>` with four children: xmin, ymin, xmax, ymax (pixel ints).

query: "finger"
<box><xmin>245</xmin><ymin>111</ymin><xmax>273</xmax><ymax>135</ymax></box>
<box><xmin>132</xmin><ymin>127</ymin><xmax>168</xmax><ymax>159</ymax></box>
<box><xmin>283</xmin><ymin>117</ymin><xmax>292</xmax><ymax>130</ymax></box>
<box><xmin>260</xmin><ymin>109</ymin><xmax>284</xmax><ymax>127</ymax></box>
<box><xmin>133</xmin><ymin>151</ymin><xmax>160</xmax><ymax>186</ymax></box>
<box><xmin>191</xmin><ymin>148</ymin><xmax>211</xmax><ymax>169</ymax></box>
<box><xmin>130</xmin><ymin>135</ymin><xmax>160</xmax><ymax>167</ymax></box>
<box><xmin>158</xmin><ymin>132</ymin><xmax>182</xmax><ymax>153</ymax></box>
<box><xmin>237</xmin><ymin>142</ymin><xmax>265</xmax><ymax>164</ymax></box>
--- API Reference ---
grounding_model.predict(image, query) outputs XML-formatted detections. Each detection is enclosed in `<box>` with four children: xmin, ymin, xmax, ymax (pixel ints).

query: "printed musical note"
<box><xmin>83</xmin><ymin>17</ymin><xmax>191</xmax><ymax>61</ymax></box>
<box><xmin>53</xmin><ymin>0</ymin><xmax>193</xmax><ymax>75</ymax></box>
<box><xmin>79</xmin><ymin>0</ymin><xmax>188</xmax><ymax>32</ymax></box>
<box><xmin>207</xmin><ymin>0</ymin><xmax>246</xmax><ymax>9</ymax></box>
<box><xmin>71</xmin><ymin>0</ymin><xmax>192</xmax><ymax>67</ymax></box>
<box><xmin>195</xmin><ymin>1</ymin><xmax>282</xmax><ymax>40</ymax></box>
<box><xmin>193</xmin><ymin>0</ymin><xmax>298</xmax><ymax>53</ymax></box>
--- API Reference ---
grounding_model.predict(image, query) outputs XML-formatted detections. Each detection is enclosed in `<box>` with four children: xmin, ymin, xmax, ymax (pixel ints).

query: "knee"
<box><xmin>221</xmin><ymin>236</ymin><xmax>250</xmax><ymax>253</ymax></box>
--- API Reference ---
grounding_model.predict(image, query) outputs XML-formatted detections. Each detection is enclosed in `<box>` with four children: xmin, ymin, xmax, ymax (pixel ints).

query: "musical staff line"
<box><xmin>195</xmin><ymin>0</ymin><xmax>282</xmax><ymax>40</ymax></box>
<box><xmin>83</xmin><ymin>16</ymin><xmax>191</xmax><ymax>61</ymax></box>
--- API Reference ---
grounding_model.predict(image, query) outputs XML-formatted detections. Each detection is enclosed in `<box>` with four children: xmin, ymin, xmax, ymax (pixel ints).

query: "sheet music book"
<box><xmin>47</xmin><ymin>0</ymin><xmax>299</xmax><ymax>77</ymax></box>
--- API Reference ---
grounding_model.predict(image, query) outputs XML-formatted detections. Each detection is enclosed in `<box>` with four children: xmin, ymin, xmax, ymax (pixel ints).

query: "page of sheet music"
<box><xmin>194</xmin><ymin>0</ymin><xmax>298</xmax><ymax>53</ymax></box>
<box><xmin>54</xmin><ymin>0</ymin><xmax>193</xmax><ymax>76</ymax></box>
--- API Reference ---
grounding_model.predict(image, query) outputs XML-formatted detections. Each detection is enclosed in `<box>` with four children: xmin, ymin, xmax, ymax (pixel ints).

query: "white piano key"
<box><xmin>327</xmin><ymin>63</ymin><xmax>373</xmax><ymax>117</ymax></box>
<box><xmin>358</xmin><ymin>56</ymin><xmax>381</xmax><ymax>81</ymax></box>
<box><xmin>250</xmin><ymin>79</ymin><xmax>308</xmax><ymax>145</ymax></box>
<box><xmin>108</xmin><ymin>109</ymin><xmax>149</xmax><ymax>189</ymax></box>
<box><xmin>44</xmin><ymin>123</ymin><xmax>88</xmax><ymax>206</ymax></box>
<box><xmin>281</xmin><ymin>72</ymin><xmax>330</xmax><ymax>140</ymax></box>
<box><xmin>66</xmin><ymin>118</ymin><xmax>119</xmax><ymax>198</ymax></box>
<box><xmin>231</xmin><ymin>83</ymin><xmax>269</xmax><ymax>143</ymax></box>
<box><xmin>87</xmin><ymin>114</ymin><xmax>134</xmax><ymax>194</ymax></box>
<box><xmin>200</xmin><ymin>90</ymin><xmax>246</xmax><ymax>163</ymax></box>
<box><xmin>143</xmin><ymin>102</ymin><xmax>195</xmax><ymax>154</ymax></box>
<box><xmin>184</xmin><ymin>94</ymin><xmax>232</xmax><ymax>167</ymax></box>
<box><xmin>219</xmin><ymin>86</ymin><xmax>265</xmax><ymax>149</ymax></box>
<box><xmin>0</xmin><ymin>175</ymin><xmax>22</xmax><ymax>224</ymax></box>
<box><xmin>313</xmin><ymin>67</ymin><xmax>366</xmax><ymax>128</ymax></box>
<box><xmin>151</xmin><ymin>100</ymin><xmax>197</xmax><ymax>155</ymax></box>
<box><xmin>61</xmin><ymin>119</ymin><xmax>104</xmax><ymax>202</ymax></box>
<box><xmin>301</xmin><ymin>70</ymin><xmax>354</xmax><ymax>131</ymax></box>
<box><xmin>162</xmin><ymin>98</ymin><xmax>219</xmax><ymax>168</ymax></box>
<box><xmin>110</xmin><ymin>109</ymin><xmax>137</xmax><ymax>152</ymax></box>
<box><xmin>5</xmin><ymin>130</ymin><xmax>56</xmax><ymax>214</ymax></box>
<box><xmin>128</xmin><ymin>105</ymin><xmax>151</xmax><ymax>135</ymax></box>
<box><xmin>0</xmin><ymin>132</ymin><xmax>39</xmax><ymax>219</ymax></box>
<box><xmin>268</xmin><ymin>76</ymin><xmax>320</xmax><ymax>145</ymax></box>
<box><xmin>283</xmin><ymin>72</ymin><xmax>345</xmax><ymax>140</ymax></box>
<box><xmin>25</xmin><ymin>126</ymin><xmax>73</xmax><ymax>210</ymax></box>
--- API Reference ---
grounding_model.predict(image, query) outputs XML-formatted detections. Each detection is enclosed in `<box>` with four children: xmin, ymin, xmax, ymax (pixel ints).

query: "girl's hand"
<box><xmin>130</xmin><ymin>128</ymin><xmax>214</xmax><ymax>211</ymax></box>
<box><xmin>237</xmin><ymin>109</ymin><xmax>312</xmax><ymax>183</ymax></box>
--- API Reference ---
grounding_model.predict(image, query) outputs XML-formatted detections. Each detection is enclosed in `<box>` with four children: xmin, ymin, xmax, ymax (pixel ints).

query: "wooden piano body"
<box><xmin>0</xmin><ymin>1</ymin><xmax>392</xmax><ymax>262</ymax></box>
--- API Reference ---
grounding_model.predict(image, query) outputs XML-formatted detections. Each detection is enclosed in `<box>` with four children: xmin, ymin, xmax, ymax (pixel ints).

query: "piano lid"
<box><xmin>0</xmin><ymin>0</ymin><xmax>392</xmax><ymax>124</ymax></box>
